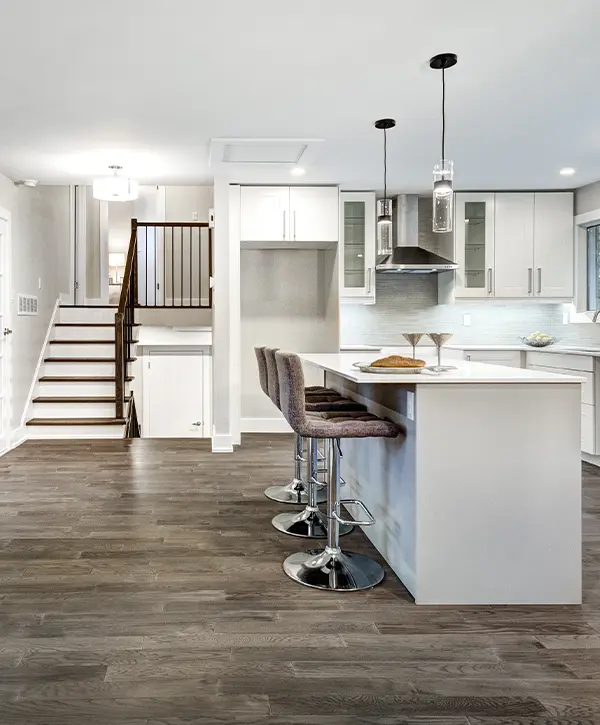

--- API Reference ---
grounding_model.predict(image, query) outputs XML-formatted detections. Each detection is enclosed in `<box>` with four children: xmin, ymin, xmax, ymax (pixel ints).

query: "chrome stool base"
<box><xmin>264</xmin><ymin>480</ymin><xmax>327</xmax><ymax>505</ymax></box>
<box><xmin>272</xmin><ymin>509</ymin><xmax>353</xmax><ymax>539</ymax></box>
<box><xmin>283</xmin><ymin>548</ymin><xmax>385</xmax><ymax>591</ymax></box>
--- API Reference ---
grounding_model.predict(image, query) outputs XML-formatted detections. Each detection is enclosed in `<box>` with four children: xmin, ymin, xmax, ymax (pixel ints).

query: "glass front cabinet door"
<box><xmin>340</xmin><ymin>191</ymin><xmax>376</xmax><ymax>304</ymax></box>
<box><xmin>454</xmin><ymin>193</ymin><xmax>496</xmax><ymax>298</ymax></box>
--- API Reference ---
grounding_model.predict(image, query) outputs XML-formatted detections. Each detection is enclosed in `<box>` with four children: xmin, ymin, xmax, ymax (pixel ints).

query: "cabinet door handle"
<box><xmin>528</xmin><ymin>268</ymin><xmax>533</xmax><ymax>295</ymax></box>
<box><xmin>282</xmin><ymin>211</ymin><xmax>286</xmax><ymax>240</ymax></box>
<box><xmin>293</xmin><ymin>210</ymin><xmax>296</xmax><ymax>241</ymax></box>
<box><xmin>537</xmin><ymin>268</ymin><xmax>542</xmax><ymax>295</ymax></box>
<box><xmin>366</xmin><ymin>267</ymin><xmax>372</xmax><ymax>294</ymax></box>
<box><xmin>487</xmin><ymin>268</ymin><xmax>493</xmax><ymax>294</ymax></box>
<box><xmin>466</xmin><ymin>354</ymin><xmax>471</xmax><ymax>361</ymax></box>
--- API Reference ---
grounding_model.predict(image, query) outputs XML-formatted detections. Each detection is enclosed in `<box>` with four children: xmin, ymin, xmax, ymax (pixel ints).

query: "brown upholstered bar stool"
<box><xmin>263</xmin><ymin>347</ymin><xmax>365</xmax><ymax>538</ymax></box>
<box><xmin>275</xmin><ymin>350</ymin><xmax>403</xmax><ymax>591</ymax></box>
<box><xmin>254</xmin><ymin>346</ymin><xmax>334</xmax><ymax>505</ymax></box>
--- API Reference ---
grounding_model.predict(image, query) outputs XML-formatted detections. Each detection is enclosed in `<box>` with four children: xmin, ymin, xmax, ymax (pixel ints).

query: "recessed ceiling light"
<box><xmin>290</xmin><ymin>167</ymin><xmax>305</xmax><ymax>176</ymax></box>
<box><xmin>560</xmin><ymin>167</ymin><xmax>576</xmax><ymax>176</ymax></box>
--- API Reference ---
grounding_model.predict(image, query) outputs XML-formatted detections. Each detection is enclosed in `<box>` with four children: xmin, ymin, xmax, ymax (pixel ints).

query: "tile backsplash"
<box><xmin>340</xmin><ymin>274</ymin><xmax>562</xmax><ymax>346</ymax></box>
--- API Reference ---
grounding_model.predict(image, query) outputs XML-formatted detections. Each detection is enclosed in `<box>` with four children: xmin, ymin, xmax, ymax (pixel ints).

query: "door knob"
<box><xmin>192</xmin><ymin>421</ymin><xmax>201</xmax><ymax>426</ymax></box>
<box><xmin>3</xmin><ymin>328</ymin><xmax>12</xmax><ymax>336</ymax></box>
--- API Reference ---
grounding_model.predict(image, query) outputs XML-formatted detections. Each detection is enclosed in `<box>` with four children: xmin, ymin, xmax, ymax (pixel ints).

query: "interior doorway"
<box><xmin>0</xmin><ymin>208</ymin><xmax>12</xmax><ymax>452</ymax></box>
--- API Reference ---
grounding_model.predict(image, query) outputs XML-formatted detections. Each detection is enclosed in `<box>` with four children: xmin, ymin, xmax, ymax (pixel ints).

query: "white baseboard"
<box><xmin>211</xmin><ymin>433</ymin><xmax>233</xmax><ymax>453</ymax></box>
<box><xmin>10</xmin><ymin>426</ymin><xmax>27</xmax><ymax>449</ymax></box>
<box><xmin>582</xmin><ymin>453</ymin><xmax>600</xmax><ymax>468</ymax></box>
<box><xmin>241</xmin><ymin>417</ymin><xmax>292</xmax><ymax>434</ymax></box>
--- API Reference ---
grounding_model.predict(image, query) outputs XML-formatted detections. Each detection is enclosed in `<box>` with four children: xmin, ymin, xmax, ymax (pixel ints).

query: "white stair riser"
<box><xmin>32</xmin><ymin>402</ymin><xmax>117</xmax><ymax>418</ymax></box>
<box><xmin>49</xmin><ymin>343</ymin><xmax>116</xmax><ymax>358</ymax></box>
<box><xmin>38</xmin><ymin>381</ymin><xmax>120</xmax><ymax>397</ymax></box>
<box><xmin>44</xmin><ymin>362</ymin><xmax>116</xmax><ymax>376</ymax></box>
<box><xmin>59</xmin><ymin>308</ymin><xmax>116</xmax><ymax>324</ymax></box>
<box><xmin>27</xmin><ymin>425</ymin><xmax>124</xmax><ymax>439</ymax></box>
<box><xmin>54</xmin><ymin>327</ymin><xmax>116</xmax><ymax>341</ymax></box>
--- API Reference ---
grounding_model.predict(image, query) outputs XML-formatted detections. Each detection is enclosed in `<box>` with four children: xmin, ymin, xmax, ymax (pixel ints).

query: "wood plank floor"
<box><xmin>0</xmin><ymin>434</ymin><xmax>599</xmax><ymax>724</ymax></box>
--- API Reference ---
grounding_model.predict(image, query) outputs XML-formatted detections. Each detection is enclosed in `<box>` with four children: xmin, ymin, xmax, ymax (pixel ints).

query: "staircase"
<box><xmin>26</xmin><ymin>305</ymin><xmax>138</xmax><ymax>438</ymax></box>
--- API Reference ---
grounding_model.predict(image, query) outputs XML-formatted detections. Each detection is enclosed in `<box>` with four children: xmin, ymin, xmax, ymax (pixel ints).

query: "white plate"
<box><xmin>352</xmin><ymin>362</ymin><xmax>424</xmax><ymax>374</ymax></box>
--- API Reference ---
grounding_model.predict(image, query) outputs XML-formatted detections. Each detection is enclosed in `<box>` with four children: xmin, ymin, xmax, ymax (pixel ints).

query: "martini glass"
<box><xmin>427</xmin><ymin>333</ymin><xmax>457</xmax><ymax>372</ymax></box>
<box><xmin>402</xmin><ymin>333</ymin><xmax>424</xmax><ymax>359</ymax></box>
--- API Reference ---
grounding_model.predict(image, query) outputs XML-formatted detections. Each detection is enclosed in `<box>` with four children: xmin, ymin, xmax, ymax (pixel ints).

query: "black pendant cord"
<box><xmin>383</xmin><ymin>128</ymin><xmax>387</xmax><ymax>201</ymax></box>
<box><xmin>441</xmin><ymin>67</ymin><xmax>446</xmax><ymax>162</ymax></box>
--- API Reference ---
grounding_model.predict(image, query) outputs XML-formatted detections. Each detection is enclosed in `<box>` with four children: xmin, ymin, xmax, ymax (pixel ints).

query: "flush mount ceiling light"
<box><xmin>290</xmin><ymin>166</ymin><xmax>305</xmax><ymax>176</ymax></box>
<box><xmin>430</xmin><ymin>52</ymin><xmax>458</xmax><ymax>233</ymax></box>
<box><xmin>92</xmin><ymin>165</ymin><xmax>139</xmax><ymax>202</ymax></box>
<box><xmin>560</xmin><ymin>167</ymin><xmax>576</xmax><ymax>176</ymax></box>
<box><xmin>15</xmin><ymin>179</ymin><xmax>38</xmax><ymax>187</ymax></box>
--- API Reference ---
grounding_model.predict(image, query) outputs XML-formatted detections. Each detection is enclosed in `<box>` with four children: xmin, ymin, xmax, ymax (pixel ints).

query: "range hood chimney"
<box><xmin>376</xmin><ymin>194</ymin><xmax>458</xmax><ymax>274</ymax></box>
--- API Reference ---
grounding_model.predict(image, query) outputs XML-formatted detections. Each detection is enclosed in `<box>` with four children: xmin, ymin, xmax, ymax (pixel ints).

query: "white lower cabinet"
<box><xmin>462</xmin><ymin>350</ymin><xmax>522</xmax><ymax>368</ymax></box>
<box><xmin>526</xmin><ymin>353</ymin><xmax>595</xmax><ymax>454</ymax></box>
<box><xmin>143</xmin><ymin>349</ymin><xmax>212</xmax><ymax>438</ymax></box>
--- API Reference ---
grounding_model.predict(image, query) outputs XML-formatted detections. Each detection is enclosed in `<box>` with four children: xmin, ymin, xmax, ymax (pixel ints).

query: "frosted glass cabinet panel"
<box><xmin>454</xmin><ymin>193</ymin><xmax>496</xmax><ymax>298</ymax></box>
<box><xmin>340</xmin><ymin>191</ymin><xmax>376</xmax><ymax>304</ymax></box>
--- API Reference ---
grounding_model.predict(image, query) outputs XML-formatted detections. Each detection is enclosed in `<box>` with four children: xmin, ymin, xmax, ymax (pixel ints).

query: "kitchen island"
<box><xmin>300</xmin><ymin>353</ymin><xmax>583</xmax><ymax>605</ymax></box>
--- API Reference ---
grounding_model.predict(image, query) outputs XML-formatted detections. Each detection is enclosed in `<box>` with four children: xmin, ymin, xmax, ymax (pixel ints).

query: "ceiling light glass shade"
<box><xmin>92</xmin><ymin>176</ymin><xmax>139</xmax><ymax>202</ymax></box>
<box><xmin>377</xmin><ymin>198</ymin><xmax>393</xmax><ymax>256</ymax></box>
<box><xmin>432</xmin><ymin>159</ymin><xmax>454</xmax><ymax>233</ymax></box>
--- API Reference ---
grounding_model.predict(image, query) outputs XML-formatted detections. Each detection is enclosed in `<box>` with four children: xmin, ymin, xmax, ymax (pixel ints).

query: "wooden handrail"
<box><xmin>135</xmin><ymin>221</ymin><xmax>210</xmax><ymax>227</ymax></box>
<box><xmin>115</xmin><ymin>219</ymin><xmax>138</xmax><ymax>418</ymax></box>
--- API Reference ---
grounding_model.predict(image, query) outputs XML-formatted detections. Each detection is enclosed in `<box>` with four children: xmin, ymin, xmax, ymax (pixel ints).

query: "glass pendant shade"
<box><xmin>93</xmin><ymin>168</ymin><xmax>139</xmax><ymax>202</ymax></box>
<box><xmin>376</xmin><ymin>198</ymin><xmax>393</xmax><ymax>256</ymax></box>
<box><xmin>432</xmin><ymin>159</ymin><xmax>454</xmax><ymax>233</ymax></box>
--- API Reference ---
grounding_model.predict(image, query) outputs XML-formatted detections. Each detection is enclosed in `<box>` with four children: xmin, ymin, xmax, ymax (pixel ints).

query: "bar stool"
<box><xmin>263</xmin><ymin>347</ymin><xmax>366</xmax><ymax>539</ymax></box>
<box><xmin>275</xmin><ymin>350</ymin><xmax>403</xmax><ymax>591</ymax></box>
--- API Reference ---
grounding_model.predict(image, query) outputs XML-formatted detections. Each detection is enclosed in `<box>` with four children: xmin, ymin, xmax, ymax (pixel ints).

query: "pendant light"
<box><xmin>430</xmin><ymin>53</ymin><xmax>457</xmax><ymax>233</ymax></box>
<box><xmin>93</xmin><ymin>165</ymin><xmax>139</xmax><ymax>202</ymax></box>
<box><xmin>374</xmin><ymin>118</ymin><xmax>396</xmax><ymax>256</ymax></box>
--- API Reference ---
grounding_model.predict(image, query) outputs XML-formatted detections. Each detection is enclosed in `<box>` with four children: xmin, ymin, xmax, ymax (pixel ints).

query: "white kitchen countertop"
<box><xmin>300</xmin><ymin>353</ymin><xmax>584</xmax><ymax>384</ymax></box>
<box><xmin>446</xmin><ymin>344</ymin><xmax>600</xmax><ymax>357</ymax></box>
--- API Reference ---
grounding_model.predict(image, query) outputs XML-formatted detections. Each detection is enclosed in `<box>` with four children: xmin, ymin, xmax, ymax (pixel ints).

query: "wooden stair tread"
<box><xmin>39</xmin><ymin>376</ymin><xmax>134</xmax><ymax>382</ymax></box>
<box><xmin>55</xmin><ymin>323</ymin><xmax>140</xmax><ymax>327</ymax></box>
<box><xmin>33</xmin><ymin>396</ymin><xmax>130</xmax><ymax>403</ymax></box>
<box><xmin>60</xmin><ymin>305</ymin><xmax>118</xmax><ymax>309</ymax></box>
<box><xmin>44</xmin><ymin>357</ymin><xmax>137</xmax><ymax>363</ymax></box>
<box><xmin>27</xmin><ymin>418</ymin><xmax>126</xmax><ymax>426</ymax></box>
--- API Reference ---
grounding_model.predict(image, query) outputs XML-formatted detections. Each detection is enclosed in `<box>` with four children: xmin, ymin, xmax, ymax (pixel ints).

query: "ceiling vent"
<box><xmin>209</xmin><ymin>138</ymin><xmax>323</xmax><ymax>169</ymax></box>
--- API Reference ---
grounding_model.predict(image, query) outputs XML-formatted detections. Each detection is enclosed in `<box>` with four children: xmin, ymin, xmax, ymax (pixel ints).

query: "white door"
<box><xmin>240</xmin><ymin>187</ymin><xmax>290</xmax><ymax>242</ymax></box>
<box><xmin>339</xmin><ymin>192</ymin><xmax>376</xmax><ymax>301</ymax></box>
<box><xmin>454</xmin><ymin>193</ymin><xmax>496</xmax><ymax>298</ymax></box>
<box><xmin>494</xmin><ymin>193</ymin><xmax>535</xmax><ymax>298</ymax></box>
<box><xmin>0</xmin><ymin>214</ymin><xmax>10</xmax><ymax>452</ymax></box>
<box><xmin>289</xmin><ymin>187</ymin><xmax>339</xmax><ymax>242</ymax></box>
<box><xmin>533</xmin><ymin>192</ymin><xmax>574</xmax><ymax>298</ymax></box>
<box><xmin>146</xmin><ymin>351</ymin><xmax>204</xmax><ymax>437</ymax></box>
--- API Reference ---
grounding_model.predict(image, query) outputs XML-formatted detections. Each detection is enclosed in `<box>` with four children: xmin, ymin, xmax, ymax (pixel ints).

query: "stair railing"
<box><xmin>115</xmin><ymin>219</ymin><xmax>138</xmax><ymax>419</ymax></box>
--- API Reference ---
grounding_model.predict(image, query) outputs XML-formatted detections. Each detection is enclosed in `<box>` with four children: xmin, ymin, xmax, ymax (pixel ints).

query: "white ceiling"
<box><xmin>0</xmin><ymin>0</ymin><xmax>599</xmax><ymax>193</ymax></box>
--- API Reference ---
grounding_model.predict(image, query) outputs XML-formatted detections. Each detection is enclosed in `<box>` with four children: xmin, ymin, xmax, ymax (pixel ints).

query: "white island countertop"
<box><xmin>300</xmin><ymin>353</ymin><xmax>584</xmax><ymax>384</ymax></box>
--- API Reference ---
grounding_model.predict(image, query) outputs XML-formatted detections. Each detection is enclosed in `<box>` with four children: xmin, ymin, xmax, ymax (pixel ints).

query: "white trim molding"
<box><xmin>572</xmin><ymin>206</ymin><xmax>600</xmax><ymax>318</ymax></box>
<box><xmin>211</xmin><ymin>432</ymin><xmax>233</xmax><ymax>453</ymax></box>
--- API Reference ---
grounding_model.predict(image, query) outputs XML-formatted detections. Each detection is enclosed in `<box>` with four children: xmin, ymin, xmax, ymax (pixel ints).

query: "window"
<box><xmin>587</xmin><ymin>224</ymin><xmax>600</xmax><ymax>311</ymax></box>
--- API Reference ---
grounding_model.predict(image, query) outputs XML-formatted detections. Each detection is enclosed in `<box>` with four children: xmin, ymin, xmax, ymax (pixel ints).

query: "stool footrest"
<box><xmin>333</xmin><ymin>499</ymin><xmax>375</xmax><ymax>527</ymax></box>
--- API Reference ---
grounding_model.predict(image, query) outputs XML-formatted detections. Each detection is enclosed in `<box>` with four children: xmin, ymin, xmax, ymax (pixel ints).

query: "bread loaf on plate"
<box><xmin>370</xmin><ymin>355</ymin><xmax>426</xmax><ymax>369</ymax></box>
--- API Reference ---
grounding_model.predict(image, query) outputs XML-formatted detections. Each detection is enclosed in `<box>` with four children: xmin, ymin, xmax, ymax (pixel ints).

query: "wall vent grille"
<box><xmin>17</xmin><ymin>294</ymin><xmax>38</xmax><ymax>316</ymax></box>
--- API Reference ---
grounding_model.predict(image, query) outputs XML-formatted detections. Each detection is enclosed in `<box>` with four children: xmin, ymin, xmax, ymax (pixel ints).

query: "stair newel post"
<box><xmin>115</xmin><ymin>311</ymin><xmax>125</xmax><ymax>419</ymax></box>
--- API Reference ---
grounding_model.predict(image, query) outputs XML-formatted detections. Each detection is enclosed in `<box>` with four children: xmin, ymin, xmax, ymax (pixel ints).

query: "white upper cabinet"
<box><xmin>339</xmin><ymin>192</ymin><xmax>376</xmax><ymax>304</ymax></box>
<box><xmin>533</xmin><ymin>192</ymin><xmax>574</xmax><ymax>298</ymax></box>
<box><xmin>454</xmin><ymin>194</ymin><xmax>495</xmax><ymax>298</ymax></box>
<box><xmin>494</xmin><ymin>193</ymin><xmax>535</xmax><ymax>298</ymax></box>
<box><xmin>289</xmin><ymin>187</ymin><xmax>339</xmax><ymax>242</ymax></box>
<box><xmin>239</xmin><ymin>186</ymin><xmax>339</xmax><ymax>246</ymax></box>
<box><xmin>455</xmin><ymin>191</ymin><xmax>574</xmax><ymax>300</ymax></box>
<box><xmin>240</xmin><ymin>187</ymin><xmax>290</xmax><ymax>242</ymax></box>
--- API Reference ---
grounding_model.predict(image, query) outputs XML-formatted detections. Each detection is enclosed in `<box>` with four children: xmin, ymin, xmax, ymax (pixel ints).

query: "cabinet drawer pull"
<box><xmin>367</xmin><ymin>267</ymin><xmax>372</xmax><ymax>294</ymax></box>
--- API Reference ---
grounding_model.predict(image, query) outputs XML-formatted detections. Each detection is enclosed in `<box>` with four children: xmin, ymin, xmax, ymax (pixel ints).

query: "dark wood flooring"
<box><xmin>0</xmin><ymin>434</ymin><xmax>599</xmax><ymax>724</ymax></box>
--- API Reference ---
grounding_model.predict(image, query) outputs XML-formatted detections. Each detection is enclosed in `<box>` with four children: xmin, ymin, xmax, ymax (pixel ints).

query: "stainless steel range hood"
<box><xmin>376</xmin><ymin>194</ymin><xmax>458</xmax><ymax>274</ymax></box>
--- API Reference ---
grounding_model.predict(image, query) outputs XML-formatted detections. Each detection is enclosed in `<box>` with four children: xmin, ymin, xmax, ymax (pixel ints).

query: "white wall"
<box><xmin>240</xmin><ymin>248</ymin><xmax>340</xmax><ymax>431</ymax></box>
<box><xmin>0</xmin><ymin>174</ymin><xmax>70</xmax><ymax>439</ymax></box>
<box><xmin>576</xmin><ymin>180</ymin><xmax>600</xmax><ymax>216</ymax></box>
<box><xmin>165</xmin><ymin>186</ymin><xmax>213</xmax><ymax>221</ymax></box>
